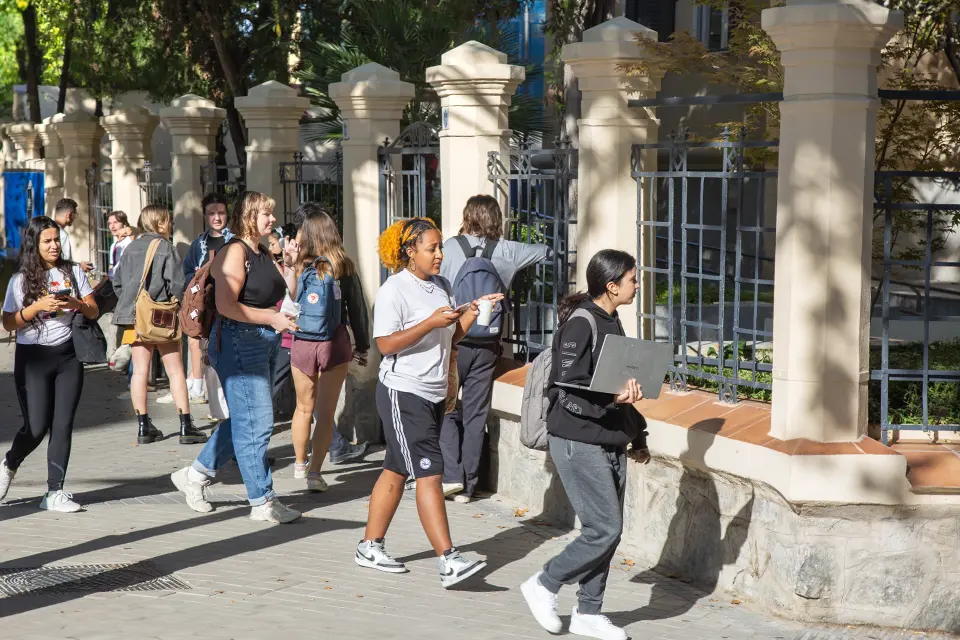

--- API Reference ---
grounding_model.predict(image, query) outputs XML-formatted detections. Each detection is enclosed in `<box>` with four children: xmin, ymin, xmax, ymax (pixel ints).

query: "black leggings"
<box><xmin>7</xmin><ymin>340</ymin><xmax>84</xmax><ymax>491</ymax></box>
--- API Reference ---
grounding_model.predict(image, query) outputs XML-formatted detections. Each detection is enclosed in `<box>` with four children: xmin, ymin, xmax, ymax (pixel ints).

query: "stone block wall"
<box><xmin>484</xmin><ymin>413</ymin><xmax>960</xmax><ymax>633</ymax></box>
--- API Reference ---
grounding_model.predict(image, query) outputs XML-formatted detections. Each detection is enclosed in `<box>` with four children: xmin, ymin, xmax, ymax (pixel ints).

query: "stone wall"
<box><xmin>484</xmin><ymin>413</ymin><xmax>960</xmax><ymax>634</ymax></box>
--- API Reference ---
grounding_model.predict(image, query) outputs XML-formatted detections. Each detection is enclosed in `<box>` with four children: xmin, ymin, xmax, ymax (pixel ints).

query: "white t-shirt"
<box><xmin>59</xmin><ymin>227</ymin><xmax>73</xmax><ymax>262</ymax></box>
<box><xmin>374</xmin><ymin>270</ymin><xmax>456</xmax><ymax>404</ymax></box>
<box><xmin>2</xmin><ymin>265</ymin><xmax>94</xmax><ymax>346</ymax></box>
<box><xmin>108</xmin><ymin>235</ymin><xmax>133</xmax><ymax>280</ymax></box>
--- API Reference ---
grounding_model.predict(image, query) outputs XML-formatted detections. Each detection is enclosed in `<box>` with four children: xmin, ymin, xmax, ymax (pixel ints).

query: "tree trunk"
<box><xmin>22</xmin><ymin>2</ymin><xmax>42</xmax><ymax>123</ymax></box>
<box><xmin>56</xmin><ymin>24</ymin><xmax>74</xmax><ymax>114</ymax></box>
<box><xmin>225</xmin><ymin>101</ymin><xmax>247</xmax><ymax>167</ymax></box>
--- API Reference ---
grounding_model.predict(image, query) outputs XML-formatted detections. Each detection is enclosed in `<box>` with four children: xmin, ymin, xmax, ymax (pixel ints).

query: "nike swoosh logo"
<box><xmin>358</xmin><ymin>551</ymin><xmax>376</xmax><ymax>562</ymax></box>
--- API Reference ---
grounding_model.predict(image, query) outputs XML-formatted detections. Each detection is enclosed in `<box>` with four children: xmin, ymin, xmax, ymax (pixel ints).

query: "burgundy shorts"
<box><xmin>290</xmin><ymin>324</ymin><xmax>352</xmax><ymax>377</ymax></box>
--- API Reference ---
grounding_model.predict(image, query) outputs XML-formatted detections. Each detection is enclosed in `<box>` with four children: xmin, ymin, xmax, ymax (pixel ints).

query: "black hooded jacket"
<box><xmin>546</xmin><ymin>300</ymin><xmax>647</xmax><ymax>448</ymax></box>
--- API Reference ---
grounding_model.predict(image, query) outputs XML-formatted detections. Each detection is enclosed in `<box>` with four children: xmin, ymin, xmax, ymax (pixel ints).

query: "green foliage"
<box><xmin>868</xmin><ymin>339</ymin><xmax>960</xmax><ymax>428</ymax></box>
<box><xmin>0</xmin><ymin>8</ymin><xmax>22</xmax><ymax>116</ymax></box>
<box><xmin>654</xmin><ymin>280</ymin><xmax>774</xmax><ymax>306</ymax></box>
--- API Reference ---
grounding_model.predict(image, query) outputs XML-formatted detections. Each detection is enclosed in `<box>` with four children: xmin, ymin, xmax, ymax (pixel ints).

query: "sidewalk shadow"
<box><xmin>614</xmin><ymin>418</ymin><xmax>755</xmax><ymax>624</ymax></box>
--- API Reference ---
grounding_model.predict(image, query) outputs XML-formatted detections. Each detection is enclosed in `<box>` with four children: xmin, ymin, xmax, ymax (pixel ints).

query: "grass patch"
<box><xmin>654</xmin><ymin>281</ymin><xmax>774</xmax><ymax>306</ymax></box>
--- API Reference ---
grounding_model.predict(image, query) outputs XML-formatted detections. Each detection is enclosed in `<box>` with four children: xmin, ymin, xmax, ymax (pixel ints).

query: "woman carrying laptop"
<box><xmin>520</xmin><ymin>249</ymin><xmax>651</xmax><ymax>640</ymax></box>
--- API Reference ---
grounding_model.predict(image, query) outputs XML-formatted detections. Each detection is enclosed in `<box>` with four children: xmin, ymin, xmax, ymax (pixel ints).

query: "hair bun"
<box><xmin>377</xmin><ymin>220</ymin><xmax>407</xmax><ymax>271</ymax></box>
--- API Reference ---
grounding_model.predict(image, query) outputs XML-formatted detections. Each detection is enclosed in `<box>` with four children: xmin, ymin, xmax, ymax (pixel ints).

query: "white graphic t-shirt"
<box><xmin>2</xmin><ymin>265</ymin><xmax>93</xmax><ymax>346</ymax></box>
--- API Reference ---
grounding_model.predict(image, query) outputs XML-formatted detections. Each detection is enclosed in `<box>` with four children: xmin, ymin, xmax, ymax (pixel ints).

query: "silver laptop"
<box><xmin>555</xmin><ymin>334</ymin><xmax>674</xmax><ymax>400</ymax></box>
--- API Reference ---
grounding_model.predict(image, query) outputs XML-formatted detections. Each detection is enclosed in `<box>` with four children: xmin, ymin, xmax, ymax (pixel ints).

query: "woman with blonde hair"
<box><xmin>113</xmin><ymin>205</ymin><xmax>207</xmax><ymax>446</ymax></box>
<box><xmin>283</xmin><ymin>208</ymin><xmax>369</xmax><ymax>491</ymax></box>
<box><xmin>171</xmin><ymin>191</ymin><xmax>301</xmax><ymax>524</ymax></box>
<box><xmin>354</xmin><ymin>216</ymin><xmax>501</xmax><ymax>589</ymax></box>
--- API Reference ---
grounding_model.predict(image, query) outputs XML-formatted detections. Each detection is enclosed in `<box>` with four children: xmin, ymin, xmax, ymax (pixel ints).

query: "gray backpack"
<box><xmin>519</xmin><ymin>309</ymin><xmax>598</xmax><ymax>450</ymax></box>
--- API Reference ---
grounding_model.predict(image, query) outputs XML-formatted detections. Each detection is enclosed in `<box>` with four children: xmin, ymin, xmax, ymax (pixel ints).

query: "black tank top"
<box><xmin>223</xmin><ymin>238</ymin><xmax>287</xmax><ymax>309</ymax></box>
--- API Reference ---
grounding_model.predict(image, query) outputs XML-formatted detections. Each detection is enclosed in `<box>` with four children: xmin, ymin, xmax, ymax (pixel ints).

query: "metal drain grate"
<box><xmin>0</xmin><ymin>562</ymin><xmax>191</xmax><ymax>596</ymax></box>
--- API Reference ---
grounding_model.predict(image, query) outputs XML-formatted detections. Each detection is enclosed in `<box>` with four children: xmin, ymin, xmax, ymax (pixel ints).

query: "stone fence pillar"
<box><xmin>427</xmin><ymin>42</ymin><xmax>524</xmax><ymax>239</ymax></box>
<box><xmin>36</xmin><ymin>115</ymin><xmax>64</xmax><ymax>218</ymax></box>
<box><xmin>762</xmin><ymin>0</ymin><xmax>902</xmax><ymax>442</ymax></box>
<box><xmin>563</xmin><ymin>17</ymin><xmax>663</xmax><ymax>339</ymax></box>
<box><xmin>7</xmin><ymin>123</ymin><xmax>40</xmax><ymax>166</ymax></box>
<box><xmin>53</xmin><ymin>113</ymin><xmax>104</xmax><ymax>263</ymax></box>
<box><xmin>236</xmin><ymin>81</ymin><xmax>310</xmax><ymax>205</ymax></box>
<box><xmin>101</xmin><ymin>106</ymin><xmax>158</xmax><ymax>226</ymax></box>
<box><xmin>160</xmin><ymin>95</ymin><xmax>225</xmax><ymax>255</ymax></box>
<box><xmin>330</xmin><ymin>63</ymin><xmax>414</xmax><ymax>443</ymax></box>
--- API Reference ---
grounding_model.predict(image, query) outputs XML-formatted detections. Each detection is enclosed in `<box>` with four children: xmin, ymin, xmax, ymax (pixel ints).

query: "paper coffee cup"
<box><xmin>477</xmin><ymin>299</ymin><xmax>494</xmax><ymax>326</ymax></box>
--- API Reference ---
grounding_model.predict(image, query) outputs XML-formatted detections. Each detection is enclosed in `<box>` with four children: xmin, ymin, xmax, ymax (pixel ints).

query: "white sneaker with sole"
<box><xmin>521</xmin><ymin>572</ymin><xmax>562</xmax><ymax>634</ymax></box>
<box><xmin>307</xmin><ymin>471</ymin><xmax>328</xmax><ymax>492</ymax></box>
<box><xmin>453</xmin><ymin>494</ymin><xmax>472</xmax><ymax>504</ymax></box>
<box><xmin>39</xmin><ymin>490</ymin><xmax>82</xmax><ymax>513</ymax></box>
<box><xmin>568</xmin><ymin>607</ymin><xmax>627</xmax><ymax>640</ymax></box>
<box><xmin>156</xmin><ymin>392</ymin><xmax>175</xmax><ymax>405</ymax></box>
<box><xmin>171</xmin><ymin>467</ymin><xmax>213</xmax><ymax>513</ymax></box>
<box><xmin>442</xmin><ymin>482</ymin><xmax>464</xmax><ymax>497</ymax></box>
<box><xmin>438</xmin><ymin>548</ymin><xmax>486</xmax><ymax>588</ymax></box>
<box><xmin>355</xmin><ymin>539</ymin><xmax>407</xmax><ymax>573</ymax></box>
<box><xmin>250</xmin><ymin>500</ymin><xmax>301</xmax><ymax>524</ymax></box>
<box><xmin>294</xmin><ymin>461</ymin><xmax>309</xmax><ymax>480</ymax></box>
<box><xmin>0</xmin><ymin>458</ymin><xmax>15</xmax><ymax>502</ymax></box>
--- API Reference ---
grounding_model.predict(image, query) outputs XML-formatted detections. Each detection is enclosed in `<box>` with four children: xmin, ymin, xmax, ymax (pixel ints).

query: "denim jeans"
<box><xmin>193</xmin><ymin>319</ymin><xmax>281</xmax><ymax>506</ymax></box>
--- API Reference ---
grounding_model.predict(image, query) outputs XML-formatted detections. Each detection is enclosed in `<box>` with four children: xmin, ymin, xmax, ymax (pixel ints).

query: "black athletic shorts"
<box><xmin>376</xmin><ymin>381</ymin><xmax>444</xmax><ymax>479</ymax></box>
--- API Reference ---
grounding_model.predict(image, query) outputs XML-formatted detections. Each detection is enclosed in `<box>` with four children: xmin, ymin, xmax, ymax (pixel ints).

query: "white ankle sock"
<box><xmin>188</xmin><ymin>379</ymin><xmax>203</xmax><ymax>395</ymax></box>
<box><xmin>187</xmin><ymin>467</ymin><xmax>209</xmax><ymax>484</ymax></box>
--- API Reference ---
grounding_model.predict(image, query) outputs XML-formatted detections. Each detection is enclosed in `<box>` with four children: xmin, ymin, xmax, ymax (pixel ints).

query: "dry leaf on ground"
<box><xmin>514</xmin><ymin>507</ymin><xmax>529</xmax><ymax>517</ymax></box>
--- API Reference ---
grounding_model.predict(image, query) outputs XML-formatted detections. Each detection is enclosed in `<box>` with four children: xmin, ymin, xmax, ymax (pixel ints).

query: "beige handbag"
<box><xmin>134</xmin><ymin>238</ymin><xmax>181</xmax><ymax>343</ymax></box>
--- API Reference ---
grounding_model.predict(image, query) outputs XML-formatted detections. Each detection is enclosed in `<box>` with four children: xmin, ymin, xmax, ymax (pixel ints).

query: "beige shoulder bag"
<box><xmin>134</xmin><ymin>239</ymin><xmax>181</xmax><ymax>343</ymax></box>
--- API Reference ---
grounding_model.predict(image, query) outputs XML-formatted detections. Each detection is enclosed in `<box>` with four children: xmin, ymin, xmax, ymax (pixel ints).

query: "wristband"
<box><xmin>19</xmin><ymin>309</ymin><xmax>26</xmax><ymax>323</ymax></box>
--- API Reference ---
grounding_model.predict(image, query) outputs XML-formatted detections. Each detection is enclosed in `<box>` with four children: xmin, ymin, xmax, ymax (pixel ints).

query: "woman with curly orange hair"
<box><xmin>354</xmin><ymin>217</ymin><xmax>502</xmax><ymax>589</ymax></box>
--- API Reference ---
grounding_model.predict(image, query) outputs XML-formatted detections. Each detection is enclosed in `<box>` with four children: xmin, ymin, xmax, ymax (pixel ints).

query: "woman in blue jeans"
<box><xmin>170</xmin><ymin>191</ymin><xmax>300</xmax><ymax>524</ymax></box>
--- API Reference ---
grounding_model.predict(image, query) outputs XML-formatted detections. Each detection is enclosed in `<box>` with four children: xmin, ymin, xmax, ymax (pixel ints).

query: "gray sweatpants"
<box><xmin>539</xmin><ymin>435</ymin><xmax>627</xmax><ymax>615</ymax></box>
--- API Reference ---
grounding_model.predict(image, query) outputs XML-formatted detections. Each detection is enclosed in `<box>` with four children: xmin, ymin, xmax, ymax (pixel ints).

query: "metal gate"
<box><xmin>85</xmin><ymin>164</ymin><xmax>113</xmax><ymax>275</ymax></box>
<box><xmin>279</xmin><ymin>150</ymin><xmax>342</xmax><ymax>226</ymax></box>
<box><xmin>137</xmin><ymin>161</ymin><xmax>173</xmax><ymax>210</ymax></box>
<box><xmin>632</xmin><ymin>128</ymin><xmax>778</xmax><ymax>404</ymax></box>
<box><xmin>200</xmin><ymin>161</ymin><xmax>246</xmax><ymax>202</ymax></box>
<box><xmin>488</xmin><ymin>140</ymin><xmax>577</xmax><ymax>361</ymax></box>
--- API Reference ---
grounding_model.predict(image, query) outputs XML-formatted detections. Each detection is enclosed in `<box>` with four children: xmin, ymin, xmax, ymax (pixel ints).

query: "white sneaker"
<box><xmin>521</xmin><ymin>572</ymin><xmax>562</xmax><ymax>633</ymax></box>
<box><xmin>250</xmin><ymin>500</ymin><xmax>301</xmax><ymax>524</ymax></box>
<box><xmin>294</xmin><ymin>461</ymin><xmax>309</xmax><ymax>480</ymax></box>
<box><xmin>442</xmin><ymin>482</ymin><xmax>464</xmax><ymax>497</ymax></box>
<box><xmin>453</xmin><ymin>494</ymin><xmax>472</xmax><ymax>504</ymax></box>
<box><xmin>355</xmin><ymin>539</ymin><xmax>407</xmax><ymax>573</ymax></box>
<box><xmin>307</xmin><ymin>471</ymin><xmax>328</xmax><ymax>492</ymax></box>
<box><xmin>117</xmin><ymin>391</ymin><xmax>131</xmax><ymax>400</ymax></box>
<box><xmin>188</xmin><ymin>391</ymin><xmax>207</xmax><ymax>404</ymax></box>
<box><xmin>0</xmin><ymin>458</ymin><xmax>15</xmax><ymax>502</ymax></box>
<box><xmin>171</xmin><ymin>467</ymin><xmax>213</xmax><ymax>513</ymax></box>
<box><xmin>39</xmin><ymin>490</ymin><xmax>82</xmax><ymax>513</ymax></box>
<box><xmin>156</xmin><ymin>392</ymin><xmax>175</xmax><ymax>405</ymax></box>
<box><xmin>568</xmin><ymin>607</ymin><xmax>627</xmax><ymax>640</ymax></box>
<box><xmin>438</xmin><ymin>548</ymin><xmax>486</xmax><ymax>588</ymax></box>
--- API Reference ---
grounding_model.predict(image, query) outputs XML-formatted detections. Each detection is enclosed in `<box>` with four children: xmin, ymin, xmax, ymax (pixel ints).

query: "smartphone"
<box><xmin>444</xmin><ymin>302</ymin><xmax>472</xmax><ymax>314</ymax></box>
<box><xmin>51</xmin><ymin>288</ymin><xmax>72</xmax><ymax>299</ymax></box>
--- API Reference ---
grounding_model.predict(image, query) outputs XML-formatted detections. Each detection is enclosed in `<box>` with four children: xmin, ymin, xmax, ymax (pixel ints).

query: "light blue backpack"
<box><xmin>294</xmin><ymin>257</ymin><xmax>342</xmax><ymax>341</ymax></box>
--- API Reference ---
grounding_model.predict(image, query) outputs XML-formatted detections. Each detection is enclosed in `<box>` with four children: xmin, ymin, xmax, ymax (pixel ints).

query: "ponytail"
<box><xmin>558</xmin><ymin>293</ymin><xmax>591</xmax><ymax>325</ymax></box>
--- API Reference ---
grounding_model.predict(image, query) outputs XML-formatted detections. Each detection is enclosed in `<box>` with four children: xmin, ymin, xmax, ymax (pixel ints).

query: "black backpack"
<box><xmin>452</xmin><ymin>236</ymin><xmax>507</xmax><ymax>342</ymax></box>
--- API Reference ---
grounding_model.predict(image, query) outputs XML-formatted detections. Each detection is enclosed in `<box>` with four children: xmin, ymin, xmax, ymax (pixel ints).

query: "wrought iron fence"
<box><xmin>871</xmin><ymin>170</ymin><xmax>960</xmax><ymax>443</ymax></box>
<box><xmin>200</xmin><ymin>161</ymin><xmax>246</xmax><ymax>203</ymax></box>
<box><xmin>488</xmin><ymin>141</ymin><xmax>577</xmax><ymax>361</ymax></box>
<box><xmin>279</xmin><ymin>150</ymin><xmax>342</xmax><ymax>227</ymax></box>
<box><xmin>378</xmin><ymin>122</ymin><xmax>441</xmax><ymax>282</ymax></box>
<box><xmin>632</xmin><ymin>129</ymin><xmax>778</xmax><ymax>403</ymax></box>
<box><xmin>85</xmin><ymin>164</ymin><xmax>113</xmax><ymax>276</ymax></box>
<box><xmin>137</xmin><ymin>161</ymin><xmax>173</xmax><ymax>210</ymax></box>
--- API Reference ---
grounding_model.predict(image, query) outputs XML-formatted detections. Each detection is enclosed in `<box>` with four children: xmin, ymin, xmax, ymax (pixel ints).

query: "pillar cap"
<box><xmin>235</xmin><ymin>81</ymin><xmax>310</xmax><ymax>113</ymax></box>
<box><xmin>441</xmin><ymin>41</ymin><xmax>507</xmax><ymax>66</ymax></box>
<box><xmin>160</xmin><ymin>94</ymin><xmax>226</xmax><ymax>120</ymax></box>
<box><xmin>329</xmin><ymin>63</ymin><xmax>415</xmax><ymax>116</ymax></box>
<box><xmin>563</xmin><ymin>17</ymin><xmax>654</xmax><ymax>63</ymax></box>
<box><xmin>762</xmin><ymin>0</ymin><xmax>903</xmax><ymax>48</ymax></box>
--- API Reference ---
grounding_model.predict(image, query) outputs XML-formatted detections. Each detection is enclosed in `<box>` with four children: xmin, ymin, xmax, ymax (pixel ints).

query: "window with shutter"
<box><xmin>625</xmin><ymin>0</ymin><xmax>677</xmax><ymax>43</ymax></box>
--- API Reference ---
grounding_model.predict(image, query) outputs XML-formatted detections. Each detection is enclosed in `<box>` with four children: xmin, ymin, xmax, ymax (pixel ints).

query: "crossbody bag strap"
<box><xmin>137</xmin><ymin>239</ymin><xmax>162</xmax><ymax>296</ymax></box>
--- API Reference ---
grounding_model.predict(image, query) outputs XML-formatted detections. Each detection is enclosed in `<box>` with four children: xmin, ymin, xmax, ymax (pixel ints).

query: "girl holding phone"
<box><xmin>0</xmin><ymin>216</ymin><xmax>99</xmax><ymax>512</ymax></box>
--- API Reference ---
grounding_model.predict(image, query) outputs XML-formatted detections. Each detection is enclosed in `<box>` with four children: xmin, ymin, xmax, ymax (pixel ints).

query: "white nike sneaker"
<box><xmin>39</xmin><ymin>490</ymin><xmax>82</xmax><ymax>513</ymax></box>
<box><xmin>355</xmin><ymin>539</ymin><xmax>407</xmax><ymax>573</ymax></box>
<box><xmin>0</xmin><ymin>458</ymin><xmax>15</xmax><ymax>502</ymax></box>
<box><xmin>250</xmin><ymin>499</ymin><xmax>301</xmax><ymax>524</ymax></box>
<box><xmin>307</xmin><ymin>471</ymin><xmax>328</xmax><ymax>492</ymax></box>
<box><xmin>171</xmin><ymin>467</ymin><xmax>213</xmax><ymax>513</ymax></box>
<box><xmin>442</xmin><ymin>482</ymin><xmax>464</xmax><ymax>497</ymax></box>
<box><xmin>438</xmin><ymin>548</ymin><xmax>486</xmax><ymax>588</ymax></box>
<box><xmin>568</xmin><ymin>607</ymin><xmax>627</xmax><ymax>640</ymax></box>
<box><xmin>156</xmin><ymin>392</ymin><xmax>175</xmax><ymax>405</ymax></box>
<box><xmin>521</xmin><ymin>572</ymin><xmax>562</xmax><ymax>634</ymax></box>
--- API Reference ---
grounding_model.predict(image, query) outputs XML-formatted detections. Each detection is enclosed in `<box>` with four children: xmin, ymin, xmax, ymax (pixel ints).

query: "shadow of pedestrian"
<box><xmin>612</xmin><ymin>418</ymin><xmax>755</xmax><ymax>624</ymax></box>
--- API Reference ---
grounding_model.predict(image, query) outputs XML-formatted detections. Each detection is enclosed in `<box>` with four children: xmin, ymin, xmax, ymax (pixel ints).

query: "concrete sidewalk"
<box><xmin>0</xmin><ymin>339</ymin><xmax>946</xmax><ymax>639</ymax></box>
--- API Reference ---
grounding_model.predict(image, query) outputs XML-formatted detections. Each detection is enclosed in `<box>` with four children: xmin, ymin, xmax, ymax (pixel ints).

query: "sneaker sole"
<box><xmin>355</xmin><ymin>553</ymin><xmax>408</xmax><ymax>574</ymax></box>
<box><xmin>568</xmin><ymin>618</ymin><xmax>626</xmax><ymax>640</ymax></box>
<box><xmin>440</xmin><ymin>559</ymin><xmax>487</xmax><ymax>589</ymax></box>
<box><xmin>39</xmin><ymin>501</ymin><xmax>82</xmax><ymax>513</ymax></box>
<box><xmin>520</xmin><ymin>580</ymin><xmax>563</xmax><ymax>634</ymax></box>
<box><xmin>442</xmin><ymin>486</ymin><xmax>464</xmax><ymax>498</ymax></box>
<box><xmin>250</xmin><ymin>512</ymin><xmax>301</xmax><ymax>524</ymax></box>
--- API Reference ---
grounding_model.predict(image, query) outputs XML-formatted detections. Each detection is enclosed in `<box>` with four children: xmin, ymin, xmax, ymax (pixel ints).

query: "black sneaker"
<box><xmin>330</xmin><ymin>442</ymin><xmax>370</xmax><ymax>465</ymax></box>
